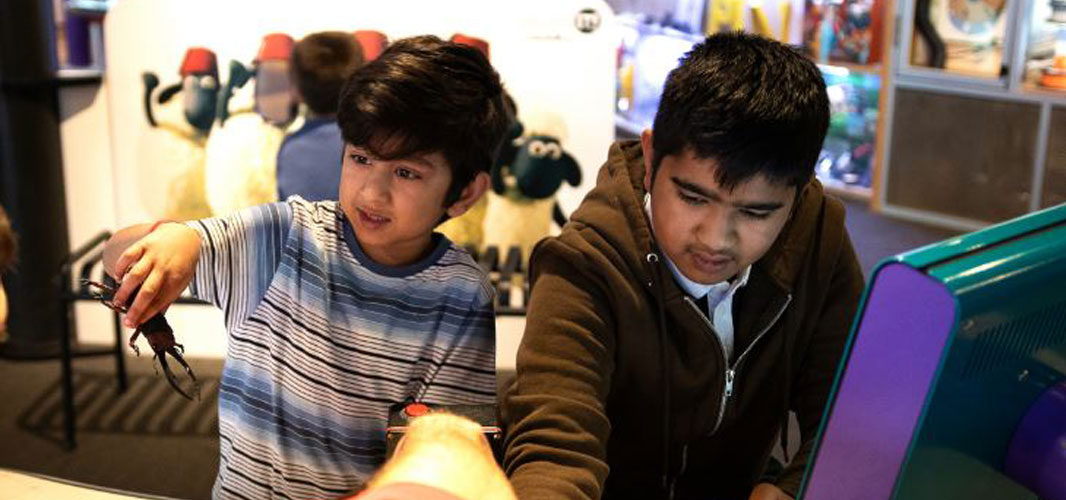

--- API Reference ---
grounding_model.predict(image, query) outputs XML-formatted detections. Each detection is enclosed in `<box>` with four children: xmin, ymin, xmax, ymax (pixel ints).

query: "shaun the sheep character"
<box><xmin>204</xmin><ymin>33</ymin><xmax>295</xmax><ymax>216</ymax></box>
<box><xmin>482</xmin><ymin>129</ymin><xmax>582</xmax><ymax>260</ymax></box>
<box><xmin>138</xmin><ymin>47</ymin><xmax>218</xmax><ymax>220</ymax></box>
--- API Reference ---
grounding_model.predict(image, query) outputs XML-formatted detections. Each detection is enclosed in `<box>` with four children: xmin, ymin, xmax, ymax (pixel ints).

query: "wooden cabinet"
<box><xmin>878</xmin><ymin>0</ymin><xmax>1066</xmax><ymax>229</ymax></box>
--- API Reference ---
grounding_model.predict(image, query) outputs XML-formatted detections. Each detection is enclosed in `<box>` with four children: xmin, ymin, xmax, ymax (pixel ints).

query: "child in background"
<box><xmin>0</xmin><ymin>206</ymin><xmax>16</xmax><ymax>335</ymax></box>
<box><xmin>103</xmin><ymin>35</ymin><xmax>510</xmax><ymax>499</ymax></box>
<box><xmin>276</xmin><ymin>31</ymin><xmax>365</xmax><ymax>201</ymax></box>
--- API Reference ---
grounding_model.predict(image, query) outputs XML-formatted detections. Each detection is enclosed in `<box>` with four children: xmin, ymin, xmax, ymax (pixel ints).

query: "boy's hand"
<box><xmin>749</xmin><ymin>483</ymin><xmax>793</xmax><ymax>500</ymax></box>
<box><xmin>111</xmin><ymin>222</ymin><xmax>201</xmax><ymax>327</ymax></box>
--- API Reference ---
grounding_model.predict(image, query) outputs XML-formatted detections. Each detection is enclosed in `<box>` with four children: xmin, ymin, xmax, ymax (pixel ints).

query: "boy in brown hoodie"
<box><xmin>502</xmin><ymin>32</ymin><xmax>865</xmax><ymax>500</ymax></box>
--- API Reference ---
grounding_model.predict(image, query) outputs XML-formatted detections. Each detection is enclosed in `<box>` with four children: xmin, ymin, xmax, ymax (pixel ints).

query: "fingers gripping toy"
<box><xmin>138</xmin><ymin>47</ymin><xmax>218</xmax><ymax>221</ymax></box>
<box><xmin>204</xmin><ymin>33</ymin><xmax>294</xmax><ymax>216</ymax></box>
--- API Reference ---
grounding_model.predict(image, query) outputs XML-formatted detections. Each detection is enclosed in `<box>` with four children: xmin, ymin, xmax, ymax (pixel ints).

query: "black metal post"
<box><xmin>113</xmin><ymin>309</ymin><xmax>128</xmax><ymax>392</ymax></box>
<box><xmin>0</xmin><ymin>0</ymin><xmax>72</xmax><ymax>358</ymax></box>
<box><xmin>57</xmin><ymin>266</ymin><xmax>76</xmax><ymax>449</ymax></box>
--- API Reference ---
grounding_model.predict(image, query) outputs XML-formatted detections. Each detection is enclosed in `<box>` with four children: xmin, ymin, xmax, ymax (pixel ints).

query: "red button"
<box><xmin>404</xmin><ymin>403</ymin><xmax>430</xmax><ymax>417</ymax></box>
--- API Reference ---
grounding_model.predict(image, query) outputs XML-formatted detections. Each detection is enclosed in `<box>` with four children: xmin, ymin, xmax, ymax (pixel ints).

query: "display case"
<box><xmin>1020</xmin><ymin>1</ymin><xmax>1066</xmax><ymax>93</ymax></box>
<box><xmin>902</xmin><ymin>0</ymin><xmax>1015</xmax><ymax>81</ymax></box>
<box><xmin>878</xmin><ymin>0</ymin><xmax>1066</xmax><ymax>230</ymax></box>
<box><xmin>55</xmin><ymin>0</ymin><xmax>110</xmax><ymax>72</ymax></box>
<box><xmin>615</xmin><ymin>13</ymin><xmax>702</xmax><ymax>136</ymax></box>
<box><xmin>817</xmin><ymin>65</ymin><xmax>881</xmax><ymax>193</ymax></box>
<box><xmin>611</xmin><ymin>0</ymin><xmax>888</xmax><ymax>197</ymax></box>
<box><xmin>802</xmin><ymin>0</ymin><xmax>887</xmax><ymax>67</ymax></box>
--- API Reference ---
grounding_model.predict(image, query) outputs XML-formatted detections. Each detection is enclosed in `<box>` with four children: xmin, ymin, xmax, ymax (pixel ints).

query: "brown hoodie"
<box><xmin>502</xmin><ymin>140</ymin><xmax>864</xmax><ymax>500</ymax></box>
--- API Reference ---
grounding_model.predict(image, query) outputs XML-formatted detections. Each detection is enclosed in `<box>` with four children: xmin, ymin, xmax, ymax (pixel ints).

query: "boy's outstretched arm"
<box><xmin>102</xmin><ymin>222</ymin><xmax>202</xmax><ymax>328</ymax></box>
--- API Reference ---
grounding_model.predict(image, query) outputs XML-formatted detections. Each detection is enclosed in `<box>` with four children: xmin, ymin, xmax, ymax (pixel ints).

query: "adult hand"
<box><xmin>109</xmin><ymin>222</ymin><xmax>201</xmax><ymax>327</ymax></box>
<box><xmin>368</xmin><ymin>413</ymin><xmax>515</xmax><ymax>500</ymax></box>
<box><xmin>749</xmin><ymin>482</ymin><xmax>793</xmax><ymax>500</ymax></box>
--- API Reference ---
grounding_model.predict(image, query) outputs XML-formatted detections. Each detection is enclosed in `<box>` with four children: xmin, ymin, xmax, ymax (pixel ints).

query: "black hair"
<box><xmin>336</xmin><ymin>35</ymin><xmax>510</xmax><ymax>206</ymax></box>
<box><xmin>291</xmin><ymin>31</ymin><xmax>365</xmax><ymax>115</ymax></box>
<box><xmin>651</xmin><ymin>31</ymin><xmax>829</xmax><ymax>189</ymax></box>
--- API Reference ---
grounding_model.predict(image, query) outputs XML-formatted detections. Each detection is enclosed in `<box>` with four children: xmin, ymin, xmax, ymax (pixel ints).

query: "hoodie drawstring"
<box><xmin>646</xmin><ymin>251</ymin><xmax>673</xmax><ymax>494</ymax></box>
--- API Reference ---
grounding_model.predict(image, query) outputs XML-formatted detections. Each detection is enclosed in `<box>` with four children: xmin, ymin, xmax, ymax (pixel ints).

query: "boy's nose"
<box><xmin>698</xmin><ymin>209</ymin><xmax>737</xmax><ymax>250</ymax></box>
<box><xmin>360</xmin><ymin>167</ymin><xmax>392</xmax><ymax>204</ymax></box>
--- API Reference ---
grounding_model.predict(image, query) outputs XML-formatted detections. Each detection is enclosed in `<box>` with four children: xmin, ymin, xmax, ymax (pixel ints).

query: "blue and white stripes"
<box><xmin>187</xmin><ymin>198</ymin><xmax>496</xmax><ymax>500</ymax></box>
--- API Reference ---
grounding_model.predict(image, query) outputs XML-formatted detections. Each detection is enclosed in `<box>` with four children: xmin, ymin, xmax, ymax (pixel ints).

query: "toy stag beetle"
<box><xmin>84</xmin><ymin>279</ymin><xmax>200</xmax><ymax>400</ymax></box>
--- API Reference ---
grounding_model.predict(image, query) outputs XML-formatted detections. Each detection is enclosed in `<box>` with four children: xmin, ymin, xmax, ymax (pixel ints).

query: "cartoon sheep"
<box><xmin>138</xmin><ymin>47</ymin><xmax>219</xmax><ymax>221</ymax></box>
<box><xmin>203</xmin><ymin>33</ymin><xmax>295</xmax><ymax>216</ymax></box>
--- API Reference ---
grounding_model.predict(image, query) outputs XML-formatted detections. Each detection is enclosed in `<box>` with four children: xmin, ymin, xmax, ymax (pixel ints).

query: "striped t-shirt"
<box><xmin>185</xmin><ymin>198</ymin><xmax>497</xmax><ymax>500</ymax></box>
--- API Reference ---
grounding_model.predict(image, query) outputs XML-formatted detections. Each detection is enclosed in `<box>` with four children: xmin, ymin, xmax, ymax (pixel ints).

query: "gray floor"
<box><xmin>0</xmin><ymin>356</ymin><xmax>222</xmax><ymax>499</ymax></box>
<box><xmin>841</xmin><ymin>198</ymin><xmax>958</xmax><ymax>276</ymax></box>
<box><xmin>0</xmin><ymin>200</ymin><xmax>959</xmax><ymax>499</ymax></box>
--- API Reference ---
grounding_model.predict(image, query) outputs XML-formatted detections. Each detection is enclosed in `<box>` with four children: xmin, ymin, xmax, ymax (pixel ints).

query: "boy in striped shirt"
<box><xmin>102</xmin><ymin>35</ymin><xmax>510</xmax><ymax>500</ymax></box>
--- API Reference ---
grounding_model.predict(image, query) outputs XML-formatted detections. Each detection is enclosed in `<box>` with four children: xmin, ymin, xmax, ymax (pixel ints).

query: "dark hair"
<box><xmin>651</xmin><ymin>31</ymin><xmax>829</xmax><ymax>189</ymax></box>
<box><xmin>291</xmin><ymin>31</ymin><xmax>365</xmax><ymax>115</ymax></box>
<box><xmin>336</xmin><ymin>35</ymin><xmax>510</xmax><ymax>206</ymax></box>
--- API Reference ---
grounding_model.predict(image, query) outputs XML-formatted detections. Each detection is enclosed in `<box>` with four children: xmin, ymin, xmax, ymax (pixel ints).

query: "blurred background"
<box><xmin>1</xmin><ymin>0</ymin><xmax>1063</xmax><ymax>498</ymax></box>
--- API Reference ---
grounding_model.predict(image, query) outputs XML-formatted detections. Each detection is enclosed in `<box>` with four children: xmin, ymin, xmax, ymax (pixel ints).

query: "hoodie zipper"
<box><xmin>684</xmin><ymin>293</ymin><xmax>793</xmax><ymax>435</ymax></box>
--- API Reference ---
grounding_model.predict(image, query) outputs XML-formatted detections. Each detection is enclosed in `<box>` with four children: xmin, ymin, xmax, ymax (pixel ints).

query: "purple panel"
<box><xmin>803</xmin><ymin>263</ymin><xmax>957</xmax><ymax>500</ymax></box>
<box><xmin>65</xmin><ymin>14</ymin><xmax>92</xmax><ymax>67</ymax></box>
<box><xmin>1004</xmin><ymin>381</ymin><xmax>1066</xmax><ymax>500</ymax></box>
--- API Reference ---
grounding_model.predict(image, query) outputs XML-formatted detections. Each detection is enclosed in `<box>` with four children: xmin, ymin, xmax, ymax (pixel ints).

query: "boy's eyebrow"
<box><xmin>347</xmin><ymin>145</ymin><xmax>437</xmax><ymax>170</ymax></box>
<box><xmin>671</xmin><ymin>176</ymin><xmax>785</xmax><ymax>211</ymax></box>
<box><xmin>672</xmin><ymin>177</ymin><xmax>718</xmax><ymax>200</ymax></box>
<box><xmin>405</xmin><ymin>155</ymin><xmax>438</xmax><ymax>170</ymax></box>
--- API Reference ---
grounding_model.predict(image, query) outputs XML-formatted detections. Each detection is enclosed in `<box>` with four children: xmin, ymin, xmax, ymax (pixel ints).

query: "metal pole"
<box><xmin>0</xmin><ymin>0</ymin><xmax>72</xmax><ymax>358</ymax></box>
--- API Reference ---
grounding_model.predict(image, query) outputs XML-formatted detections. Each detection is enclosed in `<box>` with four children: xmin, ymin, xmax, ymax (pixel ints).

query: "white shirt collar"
<box><xmin>644</xmin><ymin>193</ymin><xmax>751</xmax><ymax>301</ymax></box>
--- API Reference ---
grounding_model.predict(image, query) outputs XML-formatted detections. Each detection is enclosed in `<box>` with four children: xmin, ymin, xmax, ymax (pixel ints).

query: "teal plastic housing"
<box><xmin>800</xmin><ymin>202</ymin><xmax>1066</xmax><ymax>500</ymax></box>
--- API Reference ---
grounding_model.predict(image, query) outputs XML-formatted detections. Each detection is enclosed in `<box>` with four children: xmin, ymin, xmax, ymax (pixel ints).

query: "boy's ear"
<box><xmin>640</xmin><ymin>129</ymin><xmax>654</xmax><ymax>193</ymax></box>
<box><xmin>446</xmin><ymin>172</ymin><xmax>490</xmax><ymax>218</ymax></box>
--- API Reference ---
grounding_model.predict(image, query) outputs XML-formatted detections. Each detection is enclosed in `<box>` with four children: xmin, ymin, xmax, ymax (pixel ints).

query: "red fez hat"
<box><xmin>354</xmin><ymin>30</ymin><xmax>388</xmax><ymax>61</ymax></box>
<box><xmin>450</xmin><ymin>33</ymin><xmax>490</xmax><ymax>60</ymax></box>
<box><xmin>257</xmin><ymin>33</ymin><xmax>294</xmax><ymax>62</ymax></box>
<box><xmin>179</xmin><ymin>47</ymin><xmax>218</xmax><ymax>78</ymax></box>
